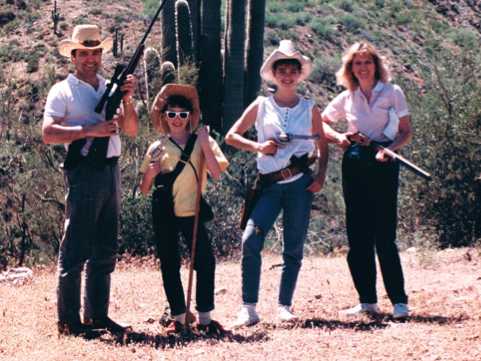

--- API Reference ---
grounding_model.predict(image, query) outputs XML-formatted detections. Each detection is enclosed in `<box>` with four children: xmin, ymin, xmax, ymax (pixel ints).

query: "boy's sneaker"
<box><xmin>231</xmin><ymin>306</ymin><xmax>260</xmax><ymax>328</ymax></box>
<box><xmin>340</xmin><ymin>303</ymin><xmax>378</xmax><ymax>315</ymax></box>
<box><xmin>277</xmin><ymin>305</ymin><xmax>299</xmax><ymax>321</ymax></box>
<box><xmin>393</xmin><ymin>303</ymin><xmax>409</xmax><ymax>319</ymax></box>
<box><xmin>165</xmin><ymin>320</ymin><xmax>184</xmax><ymax>334</ymax></box>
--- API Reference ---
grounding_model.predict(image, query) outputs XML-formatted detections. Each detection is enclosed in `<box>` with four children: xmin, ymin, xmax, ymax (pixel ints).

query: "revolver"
<box><xmin>150</xmin><ymin>134</ymin><xmax>171</xmax><ymax>163</ymax></box>
<box><xmin>277</xmin><ymin>132</ymin><xmax>320</xmax><ymax>144</ymax></box>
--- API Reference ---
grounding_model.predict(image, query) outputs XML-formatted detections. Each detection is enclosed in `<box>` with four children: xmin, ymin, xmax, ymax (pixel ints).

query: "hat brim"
<box><xmin>151</xmin><ymin>84</ymin><xmax>201</xmax><ymax>135</ymax></box>
<box><xmin>260</xmin><ymin>50</ymin><xmax>312</xmax><ymax>83</ymax></box>
<box><xmin>58</xmin><ymin>38</ymin><xmax>114</xmax><ymax>58</ymax></box>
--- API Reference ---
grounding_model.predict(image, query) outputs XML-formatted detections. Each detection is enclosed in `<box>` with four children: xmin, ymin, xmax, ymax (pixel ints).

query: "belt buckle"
<box><xmin>280</xmin><ymin>168</ymin><xmax>293</xmax><ymax>180</ymax></box>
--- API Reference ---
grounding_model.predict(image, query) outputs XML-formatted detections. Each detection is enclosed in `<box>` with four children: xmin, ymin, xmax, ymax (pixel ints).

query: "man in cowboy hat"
<box><xmin>42</xmin><ymin>24</ymin><xmax>138</xmax><ymax>337</ymax></box>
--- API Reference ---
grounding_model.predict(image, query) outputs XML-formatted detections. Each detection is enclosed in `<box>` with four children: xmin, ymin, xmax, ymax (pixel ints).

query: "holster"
<box><xmin>63</xmin><ymin>138</ymin><xmax>87</xmax><ymax>171</ymax></box>
<box><xmin>239</xmin><ymin>153</ymin><xmax>315</xmax><ymax>230</ymax></box>
<box><xmin>239</xmin><ymin>177</ymin><xmax>265</xmax><ymax>230</ymax></box>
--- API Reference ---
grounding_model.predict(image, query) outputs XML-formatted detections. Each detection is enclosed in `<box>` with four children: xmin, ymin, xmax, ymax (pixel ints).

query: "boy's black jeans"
<box><xmin>152</xmin><ymin>190</ymin><xmax>216</xmax><ymax>316</ymax></box>
<box><xmin>342</xmin><ymin>145</ymin><xmax>408</xmax><ymax>305</ymax></box>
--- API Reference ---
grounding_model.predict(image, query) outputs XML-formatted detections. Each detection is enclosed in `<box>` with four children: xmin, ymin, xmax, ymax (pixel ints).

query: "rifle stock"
<box><xmin>348</xmin><ymin>133</ymin><xmax>432</xmax><ymax>181</ymax></box>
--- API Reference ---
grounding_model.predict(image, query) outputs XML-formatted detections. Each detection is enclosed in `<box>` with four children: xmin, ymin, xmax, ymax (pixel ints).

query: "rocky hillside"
<box><xmin>1</xmin><ymin>0</ymin><xmax>481</xmax><ymax>108</ymax></box>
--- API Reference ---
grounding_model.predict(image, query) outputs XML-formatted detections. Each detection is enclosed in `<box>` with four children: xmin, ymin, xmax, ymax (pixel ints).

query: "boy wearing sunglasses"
<box><xmin>139</xmin><ymin>84</ymin><xmax>230</xmax><ymax>334</ymax></box>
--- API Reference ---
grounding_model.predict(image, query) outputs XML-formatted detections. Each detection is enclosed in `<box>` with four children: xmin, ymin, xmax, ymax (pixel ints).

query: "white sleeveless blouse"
<box><xmin>255</xmin><ymin>95</ymin><xmax>316</xmax><ymax>184</ymax></box>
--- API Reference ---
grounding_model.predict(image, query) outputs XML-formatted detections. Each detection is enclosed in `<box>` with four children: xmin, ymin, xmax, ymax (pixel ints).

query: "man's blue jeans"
<box><xmin>57</xmin><ymin>162</ymin><xmax>120</xmax><ymax>324</ymax></box>
<box><xmin>241</xmin><ymin>173</ymin><xmax>314</xmax><ymax>306</ymax></box>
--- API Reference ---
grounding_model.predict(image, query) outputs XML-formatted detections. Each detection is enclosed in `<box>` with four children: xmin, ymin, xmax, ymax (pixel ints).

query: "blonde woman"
<box><xmin>322</xmin><ymin>43</ymin><xmax>411</xmax><ymax>319</ymax></box>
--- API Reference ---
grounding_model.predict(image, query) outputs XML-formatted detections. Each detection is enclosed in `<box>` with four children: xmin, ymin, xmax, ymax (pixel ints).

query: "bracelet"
<box><xmin>124</xmin><ymin>98</ymin><xmax>133</xmax><ymax>106</ymax></box>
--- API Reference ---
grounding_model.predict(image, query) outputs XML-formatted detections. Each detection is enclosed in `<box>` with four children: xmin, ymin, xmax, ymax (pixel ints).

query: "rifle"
<box><xmin>84</xmin><ymin>0</ymin><xmax>169</xmax><ymax>169</ymax></box>
<box><xmin>348</xmin><ymin>132</ymin><xmax>432</xmax><ymax>181</ymax></box>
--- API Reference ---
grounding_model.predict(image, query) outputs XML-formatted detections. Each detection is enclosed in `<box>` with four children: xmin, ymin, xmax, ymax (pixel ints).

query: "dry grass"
<box><xmin>1</xmin><ymin>248</ymin><xmax>481</xmax><ymax>361</ymax></box>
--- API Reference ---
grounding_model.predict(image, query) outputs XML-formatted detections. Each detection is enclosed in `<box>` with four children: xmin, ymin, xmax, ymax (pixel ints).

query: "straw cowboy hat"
<box><xmin>58</xmin><ymin>25</ymin><xmax>113</xmax><ymax>58</ymax></box>
<box><xmin>151</xmin><ymin>84</ymin><xmax>201</xmax><ymax>134</ymax></box>
<box><xmin>260</xmin><ymin>40</ymin><xmax>312</xmax><ymax>83</ymax></box>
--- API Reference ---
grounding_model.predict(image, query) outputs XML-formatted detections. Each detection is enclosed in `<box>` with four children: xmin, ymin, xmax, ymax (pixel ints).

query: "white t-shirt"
<box><xmin>255</xmin><ymin>95</ymin><xmax>316</xmax><ymax>184</ymax></box>
<box><xmin>322</xmin><ymin>81</ymin><xmax>410</xmax><ymax>142</ymax></box>
<box><xmin>44</xmin><ymin>74</ymin><xmax>122</xmax><ymax>158</ymax></box>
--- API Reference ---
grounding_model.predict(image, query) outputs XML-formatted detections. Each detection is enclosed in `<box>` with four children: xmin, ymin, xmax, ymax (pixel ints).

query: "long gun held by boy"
<box><xmin>348</xmin><ymin>132</ymin><xmax>432</xmax><ymax>181</ymax></box>
<box><xmin>81</xmin><ymin>0</ymin><xmax>169</xmax><ymax>169</ymax></box>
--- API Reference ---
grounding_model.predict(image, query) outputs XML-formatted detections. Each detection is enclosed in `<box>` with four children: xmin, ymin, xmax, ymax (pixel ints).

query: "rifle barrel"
<box><xmin>376</xmin><ymin>144</ymin><xmax>432</xmax><ymax>181</ymax></box>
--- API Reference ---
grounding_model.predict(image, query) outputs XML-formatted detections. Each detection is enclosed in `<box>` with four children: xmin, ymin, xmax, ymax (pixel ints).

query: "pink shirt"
<box><xmin>322</xmin><ymin>82</ymin><xmax>409</xmax><ymax>142</ymax></box>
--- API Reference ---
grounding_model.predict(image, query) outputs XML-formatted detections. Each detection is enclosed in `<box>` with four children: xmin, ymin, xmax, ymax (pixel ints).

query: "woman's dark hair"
<box><xmin>272</xmin><ymin>58</ymin><xmax>302</xmax><ymax>72</ymax></box>
<box><xmin>161</xmin><ymin>95</ymin><xmax>193</xmax><ymax>112</ymax></box>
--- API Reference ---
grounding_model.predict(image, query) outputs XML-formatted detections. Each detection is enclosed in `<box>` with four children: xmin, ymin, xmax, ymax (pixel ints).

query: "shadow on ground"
<box><xmin>96</xmin><ymin>328</ymin><xmax>270</xmax><ymax>349</ymax></box>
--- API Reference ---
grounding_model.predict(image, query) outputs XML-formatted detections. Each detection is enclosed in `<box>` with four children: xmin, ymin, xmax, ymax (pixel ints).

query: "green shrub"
<box><xmin>26</xmin><ymin>54</ymin><xmax>39</xmax><ymax>73</ymax></box>
<box><xmin>335</xmin><ymin>0</ymin><xmax>355</xmax><ymax>12</ymax></box>
<box><xmin>0</xmin><ymin>7</ymin><xmax>15</xmax><ymax>26</ymax></box>
<box><xmin>285</xmin><ymin>2</ymin><xmax>308</xmax><ymax>13</ymax></box>
<box><xmin>265</xmin><ymin>11</ymin><xmax>297</xmax><ymax>30</ymax></box>
<box><xmin>398</xmin><ymin>45</ymin><xmax>481</xmax><ymax>248</ymax></box>
<box><xmin>307</xmin><ymin>17</ymin><xmax>336</xmax><ymax>41</ymax></box>
<box><xmin>339</xmin><ymin>14</ymin><xmax>364</xmax><ymax>34</ymax></box>
<box><xmin>447</xmin><ymin>28</ymin><xmax>479</xmax><ymax>48</ymax></box>
<box><xmin>73</xmin><ymin>17</ymin><xmax>92</xmax><ymax>25</ymax></box>
<box><xmin>429</xmin><ymin>20</ymin><xmax>449</xmax><ymax>34</ymax></box>
<box><xmin>310</xmin><ymin>54</ymin><xmax>341</xmax><ymax>87</ymax></box>
<box><xmin>394</xmin><ymin>11</ymin><xmax>413</xmax><ymax>26</ymax></box>
<box><xmin>266</xmin><ymin>29</ymin><xmax>280</xmax><ymax>46</ymax></box>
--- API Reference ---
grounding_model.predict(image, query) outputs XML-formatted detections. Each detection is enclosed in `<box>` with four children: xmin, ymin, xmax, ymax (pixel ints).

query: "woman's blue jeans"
<box><xmin>241</xmin><ymin>173</ymin><xmax>314</xmax><ymax>306</ymax></box>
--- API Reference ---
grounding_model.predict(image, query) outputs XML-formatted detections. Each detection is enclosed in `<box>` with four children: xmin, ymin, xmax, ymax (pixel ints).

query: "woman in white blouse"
<box><xmin>226</xmin><ymin>40</ymin><xmax>328</xmax><ymax>327</ymax></box>
<box><xmin>322</xmin><ymin>42</ymin><xmax>411</xmax><ymax>319</ymax></box>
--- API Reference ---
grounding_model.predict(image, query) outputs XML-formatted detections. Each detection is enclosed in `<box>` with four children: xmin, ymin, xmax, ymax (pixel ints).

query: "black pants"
<box><xmin>152</xmin><ymin>190</ymin><xmax>216</xmax><ymax>316</ymax></box>
<box><xmin>342</xmin><ymin>145</ymin><xmax>408</xmax><ymax>305</ymax></box>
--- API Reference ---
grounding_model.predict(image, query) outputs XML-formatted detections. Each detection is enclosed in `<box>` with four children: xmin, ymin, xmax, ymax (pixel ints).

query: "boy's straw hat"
<box><xmin>58</xmin><ymin>25</ymin><xmax>113</xmax><ymax>57</ymax></box>
<box><xmin>151</xmin><ymin>84</ymin><xmax>201</xmax><ymax>134</ymax></box>
<box><xmin>260</xmin><ymin>40</ymin><xmax>312</xmax><ymax>83</ymax></box>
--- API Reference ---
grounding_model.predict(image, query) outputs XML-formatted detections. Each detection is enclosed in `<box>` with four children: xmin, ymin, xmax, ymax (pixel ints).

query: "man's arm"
<box><xmin>42</xmin><ymin>115</ymin><xmax>119</xmax><ymax>144</ymax></box>
<box><xmin>116</xmin><ymin>74</ymin><xmax>138</xmax><ymax>136</ymax></box>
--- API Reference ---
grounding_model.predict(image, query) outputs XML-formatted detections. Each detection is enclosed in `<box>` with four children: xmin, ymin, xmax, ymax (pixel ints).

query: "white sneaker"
<box><xmin>231</xmin><ymin>306</ymin><xmax>260</xmax><ymax>328</ymax></box>
<box><xmin>340</xmin><ymin>303</ymin><xmax>378</xmax><ymax>315</ymax></box>
<box><xmin>277</xmin><ymin>305</ymin><xmax>299</xmax><ymax>322</ymax></box>
<box><xmin>393</xmin><ymin>303</ymin><xmax>409</xmax><ymax>319</ymax></box>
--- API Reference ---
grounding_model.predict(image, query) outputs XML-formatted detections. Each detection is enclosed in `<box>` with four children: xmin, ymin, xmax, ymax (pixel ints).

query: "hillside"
<box><xmin>2</xmin><ymin>0</ymin><xmax>481</xmax><ymax>266</ymax></box>
<box><xmin>2</xmin><ymin>0</ymin><xmax>481</xmax><ymax>106</ymax></box>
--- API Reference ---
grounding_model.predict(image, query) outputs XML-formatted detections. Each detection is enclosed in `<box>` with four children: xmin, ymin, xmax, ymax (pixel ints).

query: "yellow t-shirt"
<box><xmin>140</xmin><ymin>136</ymin><xmax>229</xmax><ymax>217</ymax></box>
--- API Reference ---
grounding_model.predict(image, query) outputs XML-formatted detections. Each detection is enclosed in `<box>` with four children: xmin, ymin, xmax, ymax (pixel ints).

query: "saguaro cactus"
<box><xmin>245</xmin><ymin>0</ymin><xmax>266</xmax><ymax>106</ymax></box>
<box><xmin>161</xmin><ymin>61</ymin><xmax>176</xmax><ymax>86</ymax></box>
<box><xmin>161</xmin><ymin>0</ymin><xmax>177</xmax><ymax>67</ymax></box>
<box><xmin>158</xmin><ymin>0</ymin><xmax>267</xmax><ymax>134</ymax></box>
<box><xmin>52</xmin><ymin>0</ymin><xmax>60</xmax><ymax>35</ymax></box>
<box><xmin>187</xmin><ymin>0</ymin><xmax>201</xmax><ymax>60</ymax></box>
<box><xmin>176</xmin><ymin>0</ymin><xmax>194</xmax><ymax>66</ymax></box>
<box><xmin>113</xmin><ymin>28</ymin><xmax>124</xmax><ymax>57</ymax></box>
<box><xmin>199</xmin><ymin>0</ymin><xmax>223</xmax><ymax>131</ymax></box>
<box><xmin>144</xmin><ymin>47</ymin><xmax>162</xmax><ymax>101</ymax></box>
<box><xmin>223</xmin><ymin>0</ymin><xmax>247</xmax><ymax>132</ymax></box>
